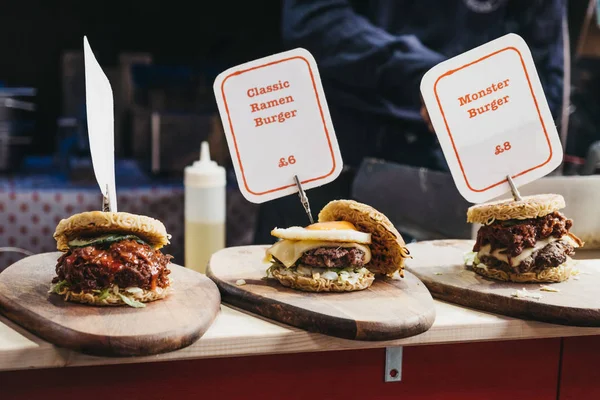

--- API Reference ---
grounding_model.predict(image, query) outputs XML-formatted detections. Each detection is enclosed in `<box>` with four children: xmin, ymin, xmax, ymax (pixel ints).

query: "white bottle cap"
<box><xmin>184</xmin><ymin>141</ymin><xmax>227</xmax><ymax>188</ymax></box>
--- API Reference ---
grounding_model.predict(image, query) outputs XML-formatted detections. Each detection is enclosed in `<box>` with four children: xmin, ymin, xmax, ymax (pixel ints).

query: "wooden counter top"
<box><xmin>2</xmin><ymin>299</ymin><xmax>600</xmax><ymax>372</ymax></box>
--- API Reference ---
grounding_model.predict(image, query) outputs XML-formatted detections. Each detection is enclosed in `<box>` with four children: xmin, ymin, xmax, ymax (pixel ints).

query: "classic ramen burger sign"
<box><xmin>213</xmin><ymin>48</ymin><xmax>343</xmax><ymax>204</ymax></box>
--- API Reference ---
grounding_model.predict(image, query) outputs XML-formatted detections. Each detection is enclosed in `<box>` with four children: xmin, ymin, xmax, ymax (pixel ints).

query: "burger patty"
<box><xmin>478</xmin><ymin>241</ymin><xmax>575</xmax><ymax>274</ymax></box>
<box><xmin>300</xmin><ymin>247</ymin><xmax>366</xmax><ymax>268</ymax></box>
<box><xmin>53</xmin><ymin>239</ymin><xmax>171</xmax><ymax>292</ymax></box>
<box><xmin>474</xmin><ymin>212</ymin><xmax>574</xmax><ymax>257</ymax></box>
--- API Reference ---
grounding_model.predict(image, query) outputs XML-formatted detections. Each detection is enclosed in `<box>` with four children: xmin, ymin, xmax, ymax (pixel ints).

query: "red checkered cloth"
<box><xmin>0</xmin><ymin>187</ymin><xmax>258</xmax><ymax>271</ymax></box>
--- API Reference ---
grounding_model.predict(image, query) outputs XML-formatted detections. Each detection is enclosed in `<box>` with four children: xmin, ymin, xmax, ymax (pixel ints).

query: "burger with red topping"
<box><xmin>50</xmin><ymin>211</ymin><xmax>172</xmax><ymax>308</ymax></box>
<box><xmin>466</xmin><ymin>194</ymin><xmax>584</xmax><ymax>283</ymax></box>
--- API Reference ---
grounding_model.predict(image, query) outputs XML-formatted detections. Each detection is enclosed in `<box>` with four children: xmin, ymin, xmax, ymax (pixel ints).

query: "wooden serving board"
<box><xmin>405</xmin><ymin>240</ymin><xmax>600</xmax><ymax>327</ymax></box>
<box><xmin>0</xmin><ymin>252</ymin><xmax>221</xmax><ymax>357</ymax></box>
<box><xmin>206</xmin><ymin>246</ymin><xmax>436</xmax><ymax>341</ymax></box>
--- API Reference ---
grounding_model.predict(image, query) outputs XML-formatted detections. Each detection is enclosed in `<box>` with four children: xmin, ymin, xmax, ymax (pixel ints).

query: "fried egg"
<box><xmin>270</xmin><ymin>221</ymin><xmax>371</xmax><ymax>244</ymax></box>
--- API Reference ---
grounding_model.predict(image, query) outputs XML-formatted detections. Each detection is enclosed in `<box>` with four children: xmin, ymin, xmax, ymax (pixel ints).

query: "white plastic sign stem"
<box><xmin>420</xmin><ymin>34</ymin><xmax>563</xmax><ymax>204</ymax></box>
<box><xmin>213</xmin><ymin>48</ymin><xmax>343</xmax><ymax>204</ymax></box>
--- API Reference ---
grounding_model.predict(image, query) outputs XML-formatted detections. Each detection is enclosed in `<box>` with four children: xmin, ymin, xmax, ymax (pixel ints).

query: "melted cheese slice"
<box><xmin>265</xmin><ymin>240</ymin><xmax>371</xmax><ymax>268</ymax></box>
<box><xmin>477</xmin><ymin>235</ymin><xmax>580</xmax><ymax>267</ymax></box>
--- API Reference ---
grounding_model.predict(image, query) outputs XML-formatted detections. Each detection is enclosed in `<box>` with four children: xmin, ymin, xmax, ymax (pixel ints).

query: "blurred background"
<box><xmin>2</xmin><ymin>0</ymin><xmax>600</xmax><ymax>269</ymax></box>
<box><xmin>0</xmin><ymin>0</ymin><xmax>282</xmax><ymax>267</ymax></box>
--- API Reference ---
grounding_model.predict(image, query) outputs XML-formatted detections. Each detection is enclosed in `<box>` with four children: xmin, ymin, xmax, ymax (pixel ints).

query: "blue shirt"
<box><xmin>281</xmin><ymin>0</ymin><xmax>565</xmax><ymax>169</ymax></box>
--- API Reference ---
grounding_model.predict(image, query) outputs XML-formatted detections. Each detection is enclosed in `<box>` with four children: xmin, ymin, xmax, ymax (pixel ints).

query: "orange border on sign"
<box><xmin>220</xmin><ymin>56</ymin><xmax>336</xmax><ymax>196</ymax></box>
<box><xmin>433</xmin><ymin>47</ymin><xmax>553</xmax><ymax>193</ymax></box>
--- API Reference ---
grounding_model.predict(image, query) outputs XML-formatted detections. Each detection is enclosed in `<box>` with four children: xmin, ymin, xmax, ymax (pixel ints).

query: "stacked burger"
<box><xmin>50</xmin><ymin>211</ymin><xmax>173</xmax><ymax>307</ymax></box>
<box><xmin>265</xmin><ymin>200</ymin><xmax>410</xmax><ymax>292</ymax></box>
<box><xmin>467</xmin><ymin>194</ymin><xmax>583</xmax><ymax>283</ymax></box>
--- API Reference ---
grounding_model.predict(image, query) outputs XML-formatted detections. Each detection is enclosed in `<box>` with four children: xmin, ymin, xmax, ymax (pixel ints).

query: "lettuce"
<box><xmin>464</xmin><ymin>251</ymin><xmax>478</xmax><ymax>266</ymax></box>
<box><xmin>49</xmin><ymin>280</ymin><xmax>70</xmax><ymax>294</ymax></box>
<box><xmin>97</xmin><ymin>288</ymin><xmax>111</xmax><ymax>301</ymax></box>
<box><xmin>68</xmin><ymin>234</ymin><xmax>147</xmax><ymax>248</ymax></box>
<box><xmin>117</xmin><ymin>293</ymin><xmax>146</xmax><ymax>308</ymax></box>
<box><xmin>265</xmin><ymin>264</ymin><xmax>276</xmax><ymax>277</ymax></box>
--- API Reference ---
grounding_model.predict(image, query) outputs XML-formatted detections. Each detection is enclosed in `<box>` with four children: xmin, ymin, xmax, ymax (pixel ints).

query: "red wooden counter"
<box><xmin>0</xmin><ymin>301</ymin><xmax>599</xmax><ymax>400</ymax></box>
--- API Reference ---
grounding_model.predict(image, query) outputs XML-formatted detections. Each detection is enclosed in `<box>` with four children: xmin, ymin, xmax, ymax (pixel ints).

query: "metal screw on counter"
<box><xmin>385</xmin><ymin>347</ymin><xmax>403</xmax><ymax>382</ymax></box>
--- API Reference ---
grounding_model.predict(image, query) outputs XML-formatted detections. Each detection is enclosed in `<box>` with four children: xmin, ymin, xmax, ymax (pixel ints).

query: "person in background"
<box><xmin>253</xmin><ymin>0</ymin><xmax>565</xmax><ymax>244</ymax></box>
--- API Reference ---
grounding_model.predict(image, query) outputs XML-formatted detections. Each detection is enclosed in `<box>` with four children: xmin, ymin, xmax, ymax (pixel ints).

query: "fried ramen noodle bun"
<box><xmin>270</xmin><ymin>266</ymin><xmax>374</xmax><ymax>292</ymax></box>
<box><xmin>52</xmin><ymin>281</ymin><xmax>172</xmax><ymax>306</ymax></box>
<box><xmin>54</xmin><ymin>211</ymin><xmax>170</xmax><ymax>251</ymax></box>
<box><xmin>467</xmin><ymin>194</ymin><xmax>565</xmax><ymax>225</ymax></box>
<box><xmin>472</xmin><ymin>261</ymin><xmax>573</xmax><ymax>283</ymax></box>
<box><xmin>318</xmin><ymin>199</ymin><xmax>409</xmax><ymax>277</ymax></box>
<box><xmin>467</xmin><ymin>193</ymin><xmax>581</xmax><ymax>283</ymax></box>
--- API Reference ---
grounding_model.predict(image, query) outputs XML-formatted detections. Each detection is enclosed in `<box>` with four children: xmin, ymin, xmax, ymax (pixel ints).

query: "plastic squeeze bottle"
<box><xmin>184</xmin><ymin>141</ymin><xmax>226</xmax><ymax>273</ymax></box>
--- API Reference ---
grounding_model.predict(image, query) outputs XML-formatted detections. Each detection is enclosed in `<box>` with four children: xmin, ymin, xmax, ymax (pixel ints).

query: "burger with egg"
<box><xmin>50</xmin><ymin>211</ymin><xmax>172</xmax><ymax>307</ymax></box>
<box><xmin>466</xmin><ymin>194</ymin><xmax>583</xmax><ymax>283</ymax></box>
<box><xmin>265</xmin><ymin>200</ymin><xmax>410</xmax><ymax>292</ymax></box>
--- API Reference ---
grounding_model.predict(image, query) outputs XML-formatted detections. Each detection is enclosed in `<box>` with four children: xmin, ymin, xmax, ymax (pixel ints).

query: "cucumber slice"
<box><xmin>68</xmin><ymin>234</ymin><xmax>146</xmax><ymax>248</ymax></box>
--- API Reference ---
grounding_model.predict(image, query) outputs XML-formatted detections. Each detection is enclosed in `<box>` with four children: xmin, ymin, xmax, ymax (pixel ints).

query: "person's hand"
<box><xmin>420</xmin><ymin>102</ymin><xmax>434</xmax><ymax>133</ymax></box>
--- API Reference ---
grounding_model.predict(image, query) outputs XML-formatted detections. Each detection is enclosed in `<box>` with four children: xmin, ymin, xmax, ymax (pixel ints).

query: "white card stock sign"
<box><xmin>214</xmin><ymin>48</ymin><xmax>343</xmax><ymax>203</ymax></box>
<box><xmin>421</xmin><ymin>34</ymin><xmax>563</xmax><ymax>204</ymax></box>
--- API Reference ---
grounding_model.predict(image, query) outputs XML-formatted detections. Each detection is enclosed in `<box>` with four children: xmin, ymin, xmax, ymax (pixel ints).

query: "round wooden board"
<box><xmin>405</xmin><ymin>240</ymin><xmax>600</xmax><ymax>327</ymax></box>
<box><xmin>206</xmin><ymin>246</ymin><xmax>436</xmax><ymax>341</ymax></box>
<box><xmin>0</xmin><ymin>253</ymin><xmax>221</xmax><ymax>357</ymax></box>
